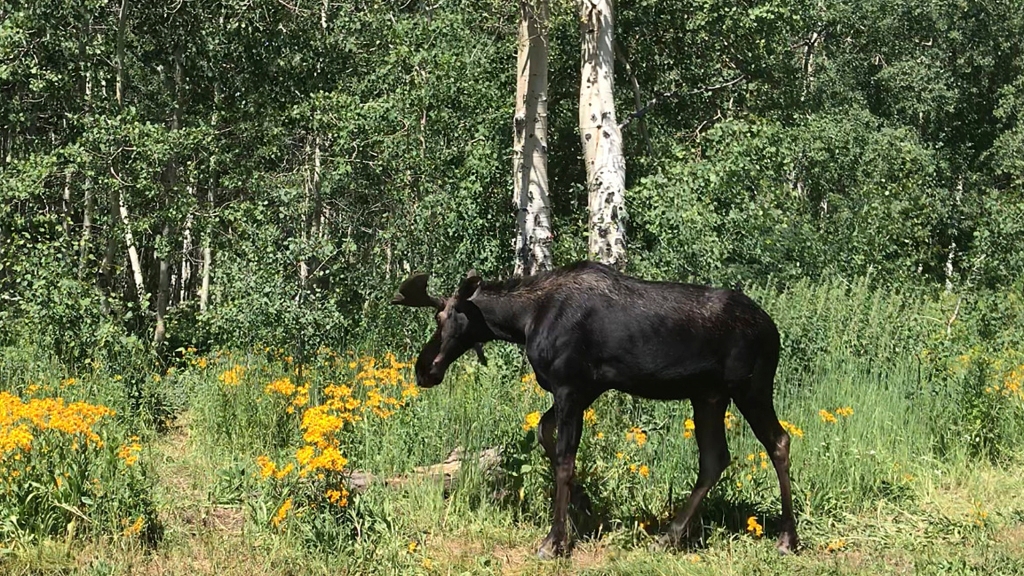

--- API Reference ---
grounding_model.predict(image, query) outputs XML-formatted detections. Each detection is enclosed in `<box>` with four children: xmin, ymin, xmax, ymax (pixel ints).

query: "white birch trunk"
<box><xmin>179</xmin><ymin>209</ymin><xmax>193</xmax><ymax>304</ymax></box>
<box><xmin>200</xmin><ymin>83</ymin><xmax>220</xmax><ymax>314</ymax></box>
<box><xmin>154</xmin><ymin>46</ymin><xmax>184</xmax><ymax>347</ymax></box>
<box><xmin>119</xmin><ymin>194</ymin><xmax>146</xmax><ymax>304</ymax></box>
<box><xmin>199</xmin><ymin>244</ymin><xmax>212</xmax><ymax>312</ymax></box>
<box><xmin>945</xmin><ymin>176</ymin><xmax>964</xmax><ymax>293</ymax></box>
<box><xmin>513</xmin><ymin>0</ymin><xmax>553</xmax><ymax>278</ymax></box>
<box><xmin>579</xmin><ymin>0</ymin><xmax>627</xmax><ymax>269</ymax></box>
<box><xmin>154</xmin><ymin>221</ymin><xmax>171</xmax><ymax>347</ymax></box>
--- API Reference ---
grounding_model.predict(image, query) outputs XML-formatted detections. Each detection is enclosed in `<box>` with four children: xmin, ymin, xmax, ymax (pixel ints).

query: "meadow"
<box><xmin>2</xmin><ymin>279</ymin><xmax>1024</xmax><ymax>575</ymax></box>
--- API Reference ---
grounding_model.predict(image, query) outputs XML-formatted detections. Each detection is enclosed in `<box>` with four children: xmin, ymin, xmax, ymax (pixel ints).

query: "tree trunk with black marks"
<box><xmin>579</xmin><ymin>0</ymin><xmax>626</xmax><ymax>270</ymax></box>
<box><xmin>513</xmin><ymin>0</ymin><xmax>553</xmax><ymax>278</ymax></box>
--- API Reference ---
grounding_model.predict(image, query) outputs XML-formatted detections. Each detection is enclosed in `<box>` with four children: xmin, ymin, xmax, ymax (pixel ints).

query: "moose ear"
<box><xmin>457</xmin><ymin>270</ymin><xmax>482</xmax><ymax>300</ymax></box>
<box><xmin>391</xmin><ymin>272</ymin><xmax>445</xmax><ymax>310</ymax></box>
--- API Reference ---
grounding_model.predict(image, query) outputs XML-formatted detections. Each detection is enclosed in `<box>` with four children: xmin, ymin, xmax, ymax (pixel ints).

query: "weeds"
<box><xmin>2</xmin><ymin>281</ymin><xmax>1024</xmax><ymax>573</ymax></box>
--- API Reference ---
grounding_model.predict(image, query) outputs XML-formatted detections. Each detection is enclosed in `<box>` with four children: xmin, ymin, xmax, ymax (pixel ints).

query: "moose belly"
<box><xmin>585</xmin><ymin>326</ymin><xmax>736</xmax><ymax>400</ymax></box>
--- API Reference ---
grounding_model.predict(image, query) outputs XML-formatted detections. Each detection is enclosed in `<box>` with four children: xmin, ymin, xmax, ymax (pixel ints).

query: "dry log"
<box><xmin>347</xmin><ymin>446</ymin><xmax>503</xmax><ymax>493</ymax></box>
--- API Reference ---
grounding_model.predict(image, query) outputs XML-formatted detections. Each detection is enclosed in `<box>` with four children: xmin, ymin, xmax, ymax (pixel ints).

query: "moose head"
<box><xmin>391</xmin><ymin>270</ymin><xmax>490</xmax><ymax>388</ymax></box>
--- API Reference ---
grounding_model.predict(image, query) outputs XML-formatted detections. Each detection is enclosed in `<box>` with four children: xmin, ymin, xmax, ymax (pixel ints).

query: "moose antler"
<box><xmin>391</xmin><ymin>273</ymin><xmax>445</xmax><ymax>310</ymax></box>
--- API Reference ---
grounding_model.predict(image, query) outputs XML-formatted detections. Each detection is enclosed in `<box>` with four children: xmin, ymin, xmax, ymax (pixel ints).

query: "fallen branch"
<box><xmin>347</xmin><ymin>446</ymin><xmax>503</xmax><ymax>493</ymax></box>
<box><xmin>619</xmin><ymin>75</ymin><xmax>747</xmax><ymax>130</ymax></box>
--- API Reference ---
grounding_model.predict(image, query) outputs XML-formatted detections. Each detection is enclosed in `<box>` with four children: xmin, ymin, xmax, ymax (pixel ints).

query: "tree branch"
<box><xmin>619</xmin><ymin>74</ymin><xmax>747</xmax><ymax>130</ymax></box>
<box><xmin>614</xmin><ymin>40</ymin><xmax>653</xmax><ymax>156</ymax></box>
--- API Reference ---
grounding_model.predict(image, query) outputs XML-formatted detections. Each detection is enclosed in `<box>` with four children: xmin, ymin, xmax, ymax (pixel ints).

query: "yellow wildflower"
<box><xmin>522</xmin><ymin>411</ymin><xmax>541</xmax><ymax>431</ymax></box>
<box><xmin>219</xmin><ymin>365</ymin><xmax>245</xmax><ymax>387</ymax></box>
<box><xmin>583</xmin><ymin>408</ymin><xmax>597</xmax><ymax>425</ymax></box>
<box><xmin>117</xmin><ymin>439</ymin><xmax>142</xmax><ymax>466</ymax></box>
<box><xmin>326</xmin><ymin>487</ymin><xmax>349</xmax><ymax>507</ymax></box>
<box><xmin>272</xmin><ymin>498</ymin><xmax>293</xmax><ymax>527</ymax></box>
<box><xmin>683</xmin><ymin>418</ymin><xmax>695</xmax><ymax>439</ymax></box>
<box><xmin>296</xmin><ymin>445</ymin><xmax>315</xmax><ymax>466</ymax></box>
<box><xmin>122</xmin><ymin>516</ymin><xmax>145</xmax><ymax>537</ymax></box>
<box><xmin>639</xmin><ymin>464</ymin><xmax>650</xmax><ymax>478</ymax></box>
<box><xmin>825</xmin><ymin>538</ymin><xmax>846</xmax><ymax>552</ymax></box>
<box><xmin>746</xmin><ymin>516</ymin><xmax>763</xmax><ymax>537</ymax></box>
<box><xmin>834</xmin><ymin>406</ymin><xmax>854</xmax><ymax>418</ymax></box>
<box><xmin>256</xmin><ymin>455</ymin><xmax>277</xmax><ymax>479</ymax></box>
<box><xmin>265</xmin><ymin>377</ymin><xmax>296</xmax><ymax>396</ymax></box>
<box><xmin>779</xmin><ymin>420</ymin><xmax>804</xmax><ymax>438</ymax></box>
<box><xmin>819</xmin><ymin>409</ymin><xmax>837</xmax><ymax>424</ymax></box>
<box><xmin>626</xmin><ymin>426</ymin><xmax>647</xmax><ymax>447</ymax></box>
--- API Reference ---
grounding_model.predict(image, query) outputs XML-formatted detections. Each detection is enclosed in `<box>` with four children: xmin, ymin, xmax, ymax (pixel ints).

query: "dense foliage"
<box><xmin>2</xmin><ymin>0</ymin><xmax>1022</xmax><ymax>357</ymax></box>
<box><xmin>3</xmin><ymin>2</ymin><xmax>1024</xmax><ymax>567</ymax></box>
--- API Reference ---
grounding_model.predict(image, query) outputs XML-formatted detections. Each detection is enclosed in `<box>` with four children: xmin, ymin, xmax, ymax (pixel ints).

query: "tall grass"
<box><xmin>2</xmin><ymin>277</ymin><xmax>1022</xmax><ymax>561</ymax></box>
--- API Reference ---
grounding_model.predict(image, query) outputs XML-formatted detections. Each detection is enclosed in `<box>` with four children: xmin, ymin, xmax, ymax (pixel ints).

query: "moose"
<box><xmin>391</xmin><ymin>261</ymin><xmax>798</xmax><ymax>558</ymax></box>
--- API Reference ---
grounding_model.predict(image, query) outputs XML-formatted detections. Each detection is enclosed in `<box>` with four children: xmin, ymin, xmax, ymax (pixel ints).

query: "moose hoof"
<box><xmin>776</xmin><ymin>532</ymin><xmax>798</xmax><ymax>555</ymax></box>
<box><xmin>536</xmin><ymin>536</ymin><xmax>568</xmax><ymax>560</ymax></box>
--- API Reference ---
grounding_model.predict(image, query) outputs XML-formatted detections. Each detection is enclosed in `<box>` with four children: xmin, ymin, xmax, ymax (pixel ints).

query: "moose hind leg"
<box><xmin>734</xmin><ymin>395</ymin><xmax>799</xmax><ymax>554</ymax></box>
<box><xmin>658</xmin><ymin>395</ymin><xmax>731</xmax><ymax>549</ymax></box>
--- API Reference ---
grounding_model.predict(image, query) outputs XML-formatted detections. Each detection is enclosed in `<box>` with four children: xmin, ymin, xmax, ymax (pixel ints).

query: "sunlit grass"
<box><xmin>2</xmin><ymin>279</ymin><xmax>1024</xmax><ymax>573</ymax></box>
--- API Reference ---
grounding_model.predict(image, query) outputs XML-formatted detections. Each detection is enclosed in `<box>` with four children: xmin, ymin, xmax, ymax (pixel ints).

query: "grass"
<box><xmin>2</xmin><ymin>279</ymin><xmax>1024</xmax><ymax>574</ymax></box>
<box><xmin>2</xmin><ymin>426</ymin><xmax>1023</xmax><ymax>575</ymax></box>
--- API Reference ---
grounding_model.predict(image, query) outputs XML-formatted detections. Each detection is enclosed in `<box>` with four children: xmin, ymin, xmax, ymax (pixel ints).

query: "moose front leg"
<box><xmin>537</xmin><ymin>397</ymin><xmax>584</xmax><ymax>560</ymax></box>
<box><xmin>537</xmin><ymin>406</ymin><xmax>557</xmax><ymax>464</ymax></box>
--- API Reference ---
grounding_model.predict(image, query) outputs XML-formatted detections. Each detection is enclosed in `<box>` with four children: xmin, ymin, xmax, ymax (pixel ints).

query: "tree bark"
<box><xmin>103</xmin><ymin>0</ymin><xmax>130</xmax><ymax>303</ymax></box>
<box><xmin>154</xmin><ymin>221</ymin><xmax>172</xmax><ymax>347</ymax></box>
<box><xmin>297</xmin><ymin>136</ymin><xmax>322</xmax><ymax>298</ymax></box>
<box><xmin>513</xmin><ymin>0</ymin><xmax>553</xmax><ymax>278</ymax></box>
<box><xmin>118</xmin><ymin>193</ymin><xmax>146</xmax><ymax>304</ymax></box>
<box><xmin>154</xmin><ymin>45</ymin><xmax>184</xmax><ymax>347</ymax></box>
<box><xmin>579</xmin><ymin>0</ymin><xmax>626</xmax><ymax>270</ymax></box>
<box><xmin>200</xmin><ymin>82</ymin><xmax>220</xmax><ymax>313</ymax></box>
<box><xmin>79</xmin><ymin>180</ymin><xmax>93</xmax><ymax>280</ymax></box>
<box><xmin>179</xmin><ymin>208</ymin><xmax>193</xmax><ymax>305</ymax></box>
<box><xmin>200</xmin><ymin>241</ymin><xmax>212</xmax><ymax>312</ymax></box>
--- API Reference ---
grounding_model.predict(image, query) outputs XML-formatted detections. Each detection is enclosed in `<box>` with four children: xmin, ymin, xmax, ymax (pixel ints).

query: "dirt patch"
<box><xmin>995</xmin><ymin>523</ymin><xmax>1024</xmax><ymax>557</ymax></box>
<box><xmin>205</xmin><ymin>506</ymin><xmax>245</xmax><ymax>534</ymax></box>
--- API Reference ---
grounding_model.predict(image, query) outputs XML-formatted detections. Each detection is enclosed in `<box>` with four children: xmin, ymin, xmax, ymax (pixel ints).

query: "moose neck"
<box><xmin>471</xmin><ymin>289</ymin><xmax>536</xmax><ymax>345</ymax></box>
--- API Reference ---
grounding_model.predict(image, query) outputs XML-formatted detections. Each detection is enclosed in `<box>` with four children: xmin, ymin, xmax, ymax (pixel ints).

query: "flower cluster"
<box><xmin>117</xmin><ymin>437</ymin><xmax>142</xmax><ymax>466</ymax></box>
<box><xmin>1</xmin><ymin>392</ymin><xmax>115</xmax><ymax>455</ymax></box>
<box><xmin>779</xmin><ymin>420</ymin><xmax>804</xmax><ymax>438</ymax></box>
<box><xmin>746</xmin><ymin>516</ymin><xmax>764</xmax><ymax>537</ymax></box>
<box><xmin>522</xmin><ymin>411</ymin><xmax>541</xmax><ymax>431</ymax></box>
<box><xmin>819</xmin><ymin>406</ymin><xmax>854</xmax><ymax>424</ymax></box>
<box><xmin>985</xmin><ymin>364</ymin><xmax>1024</xmax><ymax>398</ymax></box>
<box><xmin>253</xmin><ymin>353</ymin><xmax>418</xmax><ymax>528</ymax></box>
<box><xmin>218</xmin><ymin>364</ymin><xmax>245</xmax><ymax>387</ymax></box>
<box><xmin>626</xmin><ymin>426</ymin><xmax>648</xmax><ymax>448</ymax></box>
<box><xmin>265</xmin><ymin>377</ymin><xmax>311</xmax><ymax>414</ymax></box>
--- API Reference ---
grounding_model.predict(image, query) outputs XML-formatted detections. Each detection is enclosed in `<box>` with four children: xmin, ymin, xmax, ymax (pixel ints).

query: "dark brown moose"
<box><xmin>391</xmin><ymin>261</ymin><xmax>798</xmax><ymax>558</ymax></box>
